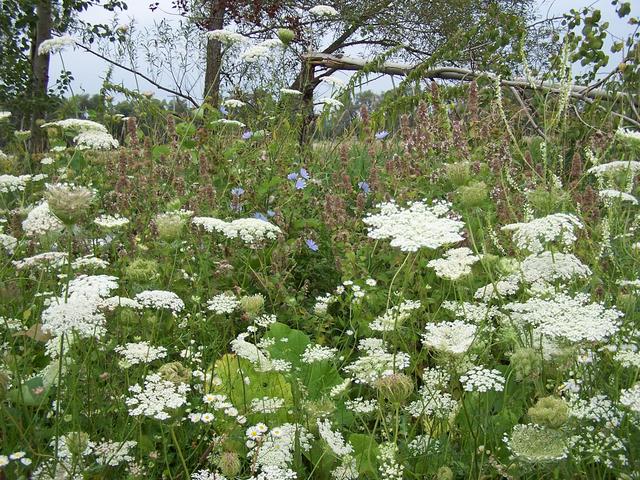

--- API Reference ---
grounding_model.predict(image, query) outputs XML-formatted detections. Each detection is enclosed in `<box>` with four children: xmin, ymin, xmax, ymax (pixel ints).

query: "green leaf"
<box><xmin>8</xmin><ymin>375</ymin><xmax>52</xmax><ymax>407</ymax></box>
<box><xmin>152</xmin><ymin>145</ymin><xmax>171</xmax><ymax>160</ymax></box>
<box><xmin>349</xmin><ymin>433</ymin><xmax>379</xmax><ymax>475</ymax></box>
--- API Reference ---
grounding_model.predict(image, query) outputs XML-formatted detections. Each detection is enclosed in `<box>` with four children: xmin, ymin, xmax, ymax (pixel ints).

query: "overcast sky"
<box><xmin>49</xmin><ymin>0</ymin><xmax>637</xmax><ymax>103</ymax></box>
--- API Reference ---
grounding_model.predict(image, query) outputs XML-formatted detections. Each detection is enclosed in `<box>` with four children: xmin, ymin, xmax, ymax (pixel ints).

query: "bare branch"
<box><xmin>75</xmin><ymin>42</ymin><xmax>200</xmax><ymax>107</ymax></box>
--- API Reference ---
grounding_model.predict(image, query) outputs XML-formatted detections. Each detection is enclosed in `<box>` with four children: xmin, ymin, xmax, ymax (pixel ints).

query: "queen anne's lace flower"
<box><xmin>115</xmin><ymin>342</ymin><xmax>168</xmax><ymax>366</ymax></box>
<box><xmin>427</xmin><ymin>247</ymin><xmax>480</xmax><ymax>280</ymax></box>
<box><xmin>370</xmin><ymin>300</ymin><xmax>421</xmax><ymax>332</ymax></box>
<box><xmin>587</xmin><ymin>160</ymin><xmax>640</xmax><ymax>176</ymax></box>
<box><xmin>343</xmin><ymin>338</ymin><xmax>410</xmax><ymax>385</ymax></box>
<box><xmin>598</xmin><ymin>189</ymin><xmax>638</xmax><ymax>205</ymax></box>
<box><xmin>126</xmin><ymin>373</ymin><xmax>189</xmax><ymax>420</ymax></box>
<box><xmin>460</xmin><ymin>366</ymin><xmax>505</xmax><ymax>392</ymax></box>
<box><xmin>38</xmin><ymin>35</ymin><xmax>76</xmax><ymax>55</ymax></box>
<box><xmin>22</xmin><ymin>201</ymin><xmax>64</xmax><ymax>237</ymax></box>
<box><xmin>504</xmin><ymin>424</ymin><xmax>567</xmax><ymax>463</ymax></box>
<box><xmin>41</xmin><ymin>118</ymin><xmax>107</xmax><ymax>132</ymax></box>
<box><xmin>193</xmin><ymin>216</ymin><xmax>281</xmax><ymax>246</ymax></box>
<box><xmin>94</xmin><ymin>214</ymin><xmax>129</xmax><ymax>228</ymax></box>
<box><xmin>0</xmin><ymin>174</ymin><xmax>31</xmax><ymax>193</ymax></box>
<box><xmin>421</xmin><ymin>320</ymin><xmax>477</xmax><ymax>354</ymax></box>
<box><xmin>317</xmin><ymin>419</ymin><xmax>353</xmax><ymax>456</ymax></box>
<box><xmin>13</xmin><ymin>251</ymin><xmax>68</xmax><ymax>270</ymax></box>
<box><xmin>502</xmin><ymin>213</ymin><xmax>583</xmax><ymax>253</ymax></box>
<box><xmin>301</xmin><ymin>344</ymin><xmax>337</xmax><ymax>363</ymax></box>
<box><xmin>206</xmin><ymin>293</ymin><xmax>239</xmax><ymax>314</ymax></box>
<box><xmin>504</xmin><ymin>293</ymin><xmax>622</xmax><ymax>343</ymax></box>
<box><xmin>309</xmin><ymin>5</ymin><xmax>339</xmax><ymax>16</ymax></box>
<box><xmin>620</xmin><ymin>384</ymin><xmax>640</xmax><ymax>414</ymax></box>
<box><xmin>520</xmin><ymin>251</ymin><xmax>591</xmax><ymax>284</ymax></box>
<box><xmin>134</xmin><ymin>290</ymin><xmax>185</xmax><ymax>314</ymax></box>
<box><xmin>364</xmin><ymin>200</ymin><xmax>465</xmax><ymax>252</ymax></box>
<box><xmin>74</xmin><ymin>130</ymin><xmax>119</xmax><ymax>150</ymax></box>
<box><xmin>206</xmin><ymin>29</ymin><xmax>248</xmax><ymax>44</ymax></box>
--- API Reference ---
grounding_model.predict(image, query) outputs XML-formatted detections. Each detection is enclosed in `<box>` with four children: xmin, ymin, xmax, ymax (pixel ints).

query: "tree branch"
<box><xmin>75</xmin><ymin>42</ymin><xmax>200</xmax><ymax>107</ymax></box>
<box><xmin>302</xmin><ymin>52</ymin><xmax>638</xmax><ymax>106</ymax></box>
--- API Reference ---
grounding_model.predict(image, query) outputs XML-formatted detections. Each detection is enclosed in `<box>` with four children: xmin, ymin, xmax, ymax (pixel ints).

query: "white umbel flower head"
<box><xmin>309</xmin><ymin>5</ymin><xmax>339</xmax><ymax>16</ymax></box>
<box><xmin>501</xmin><ymin>213</ymin><xmax>583</xmax><ymax>253</ymax></box>
<box><xmin>206</xmin><ymin>29</ymin><xmax>248</xmax><ymax>45</ymax></box>
<box><xmin>421</xmin><ymin>320</ymin><xmax>477</xmax><ymax>355</ymax></box>
<box><xmin>427</xmin><ymin>247</ymin><xmax>480</xmax><ymax>280</ymax></box>
<box><xmin>38</xmin><ymin>35</ymin><xmax>76</xmax><ymax>55</ymax></box>
<box><xmin>364</xmin><ymin>200</ymin><xmax>465</xmax><ymax>252</ymax></box>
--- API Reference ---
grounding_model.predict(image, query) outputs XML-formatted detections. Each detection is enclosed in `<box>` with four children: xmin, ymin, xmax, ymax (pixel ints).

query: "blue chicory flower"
<box><xmin>231</xmin><ymin>187</ymin><xmax>245</xmax><ymax>196</ymax></box>
<box><xmin>358</xmin><ymin>181</ymin><xmax>370</xmax><ymax>194</ymax></box>
<box><xmin>305</xmin><ymin>239</ymin><xmax>319</xmax><ymax>251</ymax></box>
<box><xmin>242</xmin><ymin>130</ymin><xmax>253</xmax><ymax>140</ymax></box>
<box><xmin>375</xmin><ymin>130</ymin><xmax>389</xmax><ymax>140</ymax></box>
<box><xmin>295</xmin><ymin>178</ymin><xmax>307</xmax><ymax>190</ymax></box>
<box><xmin>253</xmin><ymin>212</ymin><xmax>268</xmax><ymax>221</ymax></box>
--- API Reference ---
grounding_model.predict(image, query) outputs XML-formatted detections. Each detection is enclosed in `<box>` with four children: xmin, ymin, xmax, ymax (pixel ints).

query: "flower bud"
<box><xmin>155</xmin><ymin>212</ymin><xmax>185</xmax><ymax>241</ymax></box>
<box><xmin>277</xmin><ymin>28</ymin><xmax>295</xmax><ymax>45</ymax></box>
<box><xmin>527</xmin><ymin>396</ymin><xmax>568</xmax><ymax>428</ymax></box>
<box><xmin>240</xmin><ymin>294</ymin><xmax>265</xmax><ymax>318</ymax></box>
<box><xmin>45</xmin><ymin>183</ymin><xmax>94</xmax><ymax>225</ymax></box>
<box><xmin>509</xmin><ymin>347</ymin><xmax>542</xmax><ymax>382</ymax></box>
<box><xmin>445</xmin><ymin>162</ymin><xmax>470</xmax><ymax>187</ymax></box>
<box><xmin>457</xmin><ymin>181</ymin><xmax>488</xmax><ymax>209</ymax></box>
<box><xmin>65</xmin><ymin>431</ymin><xmax>90</xmax><ymax>457</ymax></box>
<box><xmin>219</xmin><ymin>451</ymin><xmax>242</xmax><ymax>477</ymax></box>
<box><xmin>158</xmin><ymin>361</ymin><xmax>190</xmax><ymax>384</ymax></box>
<box><xmin>374</xmin><ymin>373</ymin><xmax>414</xmax><ymax>404</ymax></box>
<box><xmin>125</xmin><ymin>259</ymin><xmax>159</xmax><ymax>282</ymax></box>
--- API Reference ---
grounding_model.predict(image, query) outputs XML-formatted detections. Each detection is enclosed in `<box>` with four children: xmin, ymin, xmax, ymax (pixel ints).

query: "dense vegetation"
<box><xmin>1</xmin><ymin>1</ymin><xmax>640</xmax><ymax>480</ymax></box>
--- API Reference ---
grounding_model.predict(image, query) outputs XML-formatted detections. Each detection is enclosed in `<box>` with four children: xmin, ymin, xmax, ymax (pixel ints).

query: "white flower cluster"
<box><xmin>474</xmin><ymin>275</ymin><xmax>520</xmax><ymax>301</ymax></box>
<box><xmin>616</xmin><ymin>128</ymin><xmax>640</xmax><ymax>144</ymax></box>
<box><xmin>620</xmin><ymin>384</ymin><xmax>640</xmax><ymax>414</ymax></box>
<box><xmin>343</xmin><ymin>338</ymin><xmax>410</xmax><ymax>385</ymax></box>
<box><xmin>0</xmin><ymin>233</ymin><xmax>17</xmax><ymax>254</ymax></box>
<box><xmin>250</xmin><ymin>396</ymin><xmax>285</xmax><ymax>414</ymax></box>
<box><xmin>421</xmin><ymin>320</ymin><xmax>477</xmax><ymax>355</ymax></box>
<box><xmin>41</xmin><ymin>118</ymin><xmax>107</xmax><ymax>132</ymax></box>
<box><xmin>0</xmin><ymin>174</ymin><xmax>31</xmax><ymax>193</ymax></box>
<box><xmin>71</xmin><ymin>254</ymin><xmax>109</xmax><ymax>270</ymax></box>
<box><xmin>460</xmin><ymin>365</ymin><xmax>505</xmax><ymax>392</ymax></box>
<box><xmin>211</xmin><ymin>119</ymin><xmax>245</xmax><ymax>128</ymax></box>
<box><xmin>377</xmin><ymin>442</ymin><xmax>404</xmax><ymax>480</ymax></box>
<box><xmin>569</xmin><ymin>394</ymin><xmax>622</xmax><ymax>428</ymax></box>
<box><xmin>114</xmin><ymin>342</ymin><xmax>168</xmax><ymax>367</ymax></box>
<box><xmin>319</xmin><ymin>97</ymin><xmax>344</xmax><ymax>110</ymax></box>
<box><xmin>246</xmin><ymin>423</ymin><xmax>313</xmax><ymax>471</ymax></box>
<box><xmin>240</xmin><ymin>38</ymin><xmax>284</xmax><ymax>63</ymax></box>
<box><xmin>230</xmin><ymin>332</ymin><xmax>272</xmax><ymax>372</ymax></box>
<box><xmin>126</xmin><ymin>373</ymin><xmax>189</xmax><ymax>420</ymax></box>
<box><xmin>206</xmin><ymin>293</ymin><xmax>239</xmax><ymax>314</ymax></box>
<box><xmin>363</xmin><ymin>200</ymin><xmax>465</xmax><ymax>252</ymax></box>
<box><xmin>502</xmin><ymin>213</ymin><xmax>583</xmax><ymax>253</ymax></box>
<box><xmin>38</xmin><ymin>35</ymin><xmax>76</xmax><ymax>55</ymax></box>
<box><xmin>301</xmin><ymin>343</ymin><xmax>338</xmax><ymax>363</ymax></box>
<box><xmin>22</xmin><ymin>201</ymin><xmax>64</xmax><ymax>237</ymax></box>
<box><xmin>89</xmin><ymin>439</ymin><xmax>137</xmax><ymax>466</ymax></box>
<box><xmin>94</xmin><ymin>214</ymin><xmax>129</xmax><ymax>228</ymax></box>
<box><xmin>505</xmin><ymin>293</ymin><xmax>622</xmax><ymax>343</ymax></box>
<box><xmin>599</xmin><ymin>189</ymin><xmax>638</xmax><ymax>205</ymax></box>
<box><xmin>427</xmin><ymin>247</ymin><xmax>480</xmax><ymax>280</ymax></box>
<box><xmin>134</xmin><ymin>290</ymin><xmax>185</xmax><ymax>314</ymax></box>
<box><xmin>614</xmin><ymin>347</ymin><xmax>640</xmax><ymax>368</ymax></box>
<box><xmin>41</xmin><ymin>275</ymin><xmax>119</xmax><ymax>340</ymax></box>
<box><xmin>12</xmin><ymin>251</ymin><xmax>68</xmax><ymax>270</ymax></box>
<box><xmin>370</xmin><ymin>299</ymin><xmax>421</xmax><ymax>332</ymax></box>
<box><xmin>441</xmin><ymin>301</ymin><xmax>501</xmax><ymax>324</ymax></box>
<box><xmin>74</xmin><ymin>130</ymin><xmax>119</xmax><ymax>150</ymax></box>
<box><xmin>193</xmin><ymin>216</ymin><xmax>282</xmax><ymax>246</ymax></box>
<box><xmin>587</xmin><ymin>160</ymin><xmax>640</xmax><ymax>176</ymax></box>
<box><xmin>223</xmin><ymin>99</ymin><xmax>246</xmax><ymax>108</ymax></box>
<box><xmin>309</xmin><ymin>5</ymin><xmax>339</xmax><ymax>16</ymax></box>
<box><xmin>206</xmin><ymin>29</ymin><xmax>248</xmax><ymax>44</ymax></box>
<box><xmin>344</xmin><ymin>397</ymin><xmax>377</xmax><ymax>414</ymax></box>
<box><xmin>406</xmin><ymin>386</ymin><xmax>457</xmax><ymax>419</ymax></box>
<box><xmin>317</xmin><ymin>419</ymin><xmax>353</xmax><ymax>456</ymax></box>
<box><xmin>519</xmin><ymin>251</ymin><xmax>591</xmax><ymax>285</ymax></box>
<box><xmin>313</xmin><ymin>279</ymin><xmax>373</xmax><ymax>314</ymax></box>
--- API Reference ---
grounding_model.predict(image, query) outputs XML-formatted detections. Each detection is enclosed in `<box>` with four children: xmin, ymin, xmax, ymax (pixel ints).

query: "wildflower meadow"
<box><xmin>0</xmin><ymin>1</ymin><xmax>639</xmax><ymax>479</ymax></box>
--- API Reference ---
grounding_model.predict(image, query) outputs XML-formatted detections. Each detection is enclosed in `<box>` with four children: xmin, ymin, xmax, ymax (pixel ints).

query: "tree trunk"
<box><xmin>30</xmin><ymin>0</ymin><xmax>52</xmax><ymax>153</ymax></box>
<box><xmin>292</xmin><ymin>61</ymin><xmax>316</xmax><ymax>146</ymax></box>
<box><xmin>203</xmin><ymin>0</ymin><xmax>225</xmax><ymax>106</ymax></box>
